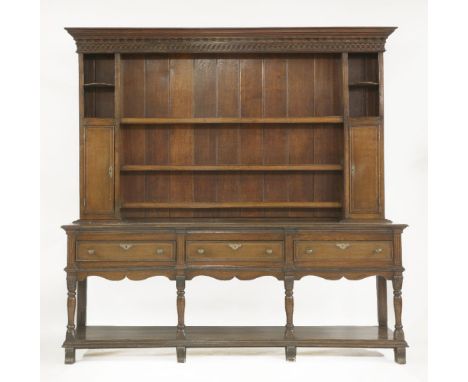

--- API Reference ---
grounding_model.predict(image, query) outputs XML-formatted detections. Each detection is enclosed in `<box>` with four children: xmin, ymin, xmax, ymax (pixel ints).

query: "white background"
<box><xmin>38</xmin><ymin>0</ymin><xmax>428</xmax><ymax>381</ymax></box>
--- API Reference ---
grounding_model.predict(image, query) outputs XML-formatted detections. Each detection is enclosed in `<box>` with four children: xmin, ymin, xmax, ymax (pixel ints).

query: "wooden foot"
<box><xmin>285</xmin><ymin>346</ymin><xmax>296</xmax><ymax>362</ymax></box>
<box><xmin>394</xmin><ymin>347</ymin><xmax>406</xmax><ymax>364</ymax></box>
<box><xmin>64</xmin><ymin>348</ymin><xmax>75</xmax><ymax>364</ymax></box>
<box><xmin>176</xmin><ymin>347</ymin><xmax>186</xmax><ymax>363</ymax></box>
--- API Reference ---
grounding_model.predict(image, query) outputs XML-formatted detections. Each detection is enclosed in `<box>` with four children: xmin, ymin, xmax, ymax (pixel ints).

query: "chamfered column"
<box><xmin>376</xmin><ymin>276</ymin><xmax>388</xmax><ymax>327</ymax></box>
<box><xmin>284</xmin><ymin>275</ymin><xmax>296</xmax><ymax>361</ymax></box>
<box><xmin>393</xmin><ymin>273</ymin><xmax>406</xmax><ymax>364</ymax></box>
<box><xmin>64</xmin><ymin>273</ymin><xmax>77</xmax><ymax>364</ymax></box>
<box><xmin>77</xmin><ymin>278</ymin><xmax>87</xmax><ymax>328</ymax></box>
<box><xmin>176</xmin><ymin>275</ymin><xmax>186</xmax><ymax>363</ymax></box>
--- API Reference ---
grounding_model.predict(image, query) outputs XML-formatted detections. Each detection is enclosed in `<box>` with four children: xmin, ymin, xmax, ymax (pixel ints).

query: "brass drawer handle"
<box><xmin>265</xmin><ymin>248</ymin><xmax>273</xmax><ymax>255</ymax></box>
<box><xmin>156</xmin><ymin>248</ymin><xmax>164</xmax><ymax>255</ymax></box>
<box><xmin>228</xmin><ymin>243</ymin><xmax>242</xmax><ymax>250</ymax></box>
<box><xmin>87</xmin><ymin>249</ymin><xmax>95</xmax><ymax>255</ymax></box>
<box><xmin>119</xmin><ymin>243</ymin><xmax>133</xmax><ymax>250</ymax></box>
<box><xmin>374</xmin><ymin>248</ymin><xmax>383</xmax><ymax>254</ymax></box>
<box><xmin>197</xmin><ymin>248</ymin><xmax>205</xmax><ymax>255</ymax></box>
<box><xmin>336</xmin><ymin>243</ymin><xmax>350</xmax><ymax>250</ymax></box>
<box><xmin>305</xmin><ymin>248</ymin><xmax>313</xmax><ymax>254</ymax></box>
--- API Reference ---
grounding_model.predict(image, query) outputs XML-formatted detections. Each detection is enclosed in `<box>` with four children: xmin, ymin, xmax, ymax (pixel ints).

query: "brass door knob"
<box><xmin>197</xmin><ymin>248</ymin><xmax>205</xmax><ymax>255</ymax></box>
<box><xmin>374</xmin><ymin>248</ymin><xmax>383</xmax><ymax>254</ymax></box>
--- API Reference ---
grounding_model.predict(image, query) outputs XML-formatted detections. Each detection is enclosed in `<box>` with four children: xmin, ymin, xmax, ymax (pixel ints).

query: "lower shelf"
<box><xmin>65</xmin><ymin>325</ymin><xmax>406</xmax><ymax>349</ymax></box>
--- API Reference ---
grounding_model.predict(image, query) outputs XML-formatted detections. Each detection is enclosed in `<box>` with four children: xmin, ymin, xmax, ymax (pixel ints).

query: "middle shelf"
<box><xmin>120</xmin><ymin>116</ymin><xmax>344</xmax><ymax>125</ymax></box>
<box><xmin>120</xmin><ymin>164</ymin><xmax>343</xmax><ymax>172</ymax></box>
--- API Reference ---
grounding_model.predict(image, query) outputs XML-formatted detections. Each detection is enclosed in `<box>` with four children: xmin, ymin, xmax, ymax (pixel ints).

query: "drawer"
<box><xmin>186</xmin><ymin>241</ymin><xmax>284</xmax><ymax>263</ymax></box>
<box><xmin>76</xmin><ymin>241</ymin><xmax>175</xmax><ymax>262</ymax></box>
<box><xmin>294</xmin><ymin>241</ymin><xmax>392</xmax><ymax>265</ymax></box>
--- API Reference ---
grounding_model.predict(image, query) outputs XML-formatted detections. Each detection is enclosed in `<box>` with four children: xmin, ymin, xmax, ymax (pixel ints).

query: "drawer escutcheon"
<box><xmin>336</xmin><ymin>243</ymin><xmax>351</xmax><ymax>250</ymax></box>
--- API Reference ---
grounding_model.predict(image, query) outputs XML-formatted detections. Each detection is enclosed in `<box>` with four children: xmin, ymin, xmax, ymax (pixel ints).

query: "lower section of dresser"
<box><xmin>63</xmin><ymin>325</ymin><xmax>408</xmax><ymax>363</ymax></box>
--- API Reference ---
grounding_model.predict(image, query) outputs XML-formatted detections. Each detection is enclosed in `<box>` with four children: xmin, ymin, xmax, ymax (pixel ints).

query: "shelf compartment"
<box><xmin>121</xmin><ymin>202</ymin><xmax>342</xmax><ymax>209</ymax></box>
<box><xmin>67</xmin><ymin>325</ymin><xmax>404</xmax><ymax>349</ymax></box>
<box><xmin>121</xmin><ymin>164</ymin><xmax>344</xmax><ymax>172</ymax></box>
<box><xmin>120</xmin><ymin>117</ymin><xmax>344</xmax><ymax>125</ymax></box>
<box><xmin>83</xmin><ymin>54</ymin><xmax>115</xmax><ymax>118</ymax></box>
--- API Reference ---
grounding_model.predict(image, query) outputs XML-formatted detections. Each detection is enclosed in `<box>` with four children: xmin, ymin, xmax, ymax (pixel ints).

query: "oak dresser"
<box><xmin>62</xmin><ymin>27</ymin><xmax>408</xmax><ymax>364</ymax></box>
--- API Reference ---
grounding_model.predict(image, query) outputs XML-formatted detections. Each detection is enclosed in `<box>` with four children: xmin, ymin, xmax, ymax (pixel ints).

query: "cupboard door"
<box><xmin>82</xmin><ymin>126</ymin><xmax>114</xmax><ymax>217</ymax></box>
<box><xmin>349</xmin><ymin>124</ymin><xmax>383</xmax><ymax>218</ymax></box>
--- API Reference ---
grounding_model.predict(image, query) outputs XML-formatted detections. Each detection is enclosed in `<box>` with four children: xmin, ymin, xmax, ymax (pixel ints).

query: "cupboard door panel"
<box><xmin>83</xmin><ymin>126</ymin><xmax>114</xmax><ymax>216</ymax></box>
<box><xmin>349</xmin><ymin>125</ymin><xmax>382</xmax><ymax>216</ymax></box>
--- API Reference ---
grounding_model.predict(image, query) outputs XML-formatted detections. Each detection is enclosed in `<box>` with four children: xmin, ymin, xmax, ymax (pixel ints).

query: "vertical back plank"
<box><xmin>193</xmin><ymin>58</ymin><xmax>218</xmax><ymax>217</ymax></box>
<box><xmin>121</xmin><ymin>56</ymin><xmax>145</xmax><ymax>217</ymax></box>
<box><xmin>217</xmin><ymin>58</ymin><xmax>240</xmax><ymax>216</ymax></box>
<box><xmin>314</xmin><ymin>54</ymin><xmax>343</xmax><ymax>217</ymax></box>
<box><xmin>145</xmin><ymin>57</ymin><xmax>170</xmax><ymax>216</ymax></box>
<box><xmin>239</xmin><ymin>58</ymin><xmax>264</xmax><ymax>217</ymax></box>
<box><xmin>169</xmin><ymin>58</ymin><xmax>194</xmax><ymax>217</ymax></box>
<box><xmin>287</xmin><ymin>57</ymin><xmax>315</xmax><ymax>216</ymax></box>
<box><xmin>263</xmin><ymin>58</ymin><xmax>288</xmax><ymax>217</ymax></box>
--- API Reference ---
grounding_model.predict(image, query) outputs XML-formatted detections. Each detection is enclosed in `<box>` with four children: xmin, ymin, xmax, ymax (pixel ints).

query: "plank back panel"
<box><xmin>119</xmin><ymin>54</ymin><xmax>344</xmax><ymax>219</ymax></box>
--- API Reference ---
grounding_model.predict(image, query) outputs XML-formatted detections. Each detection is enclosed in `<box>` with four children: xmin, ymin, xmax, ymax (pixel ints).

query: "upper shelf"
<box><xmin>120</xmin><ymin>117</ymin><xmax>344</xmax><ymax>125</ymax></box>
<box><xmin>121</xmin><ymin>164</ymin><xmax>343</xmax><ymax>172</ymax></box>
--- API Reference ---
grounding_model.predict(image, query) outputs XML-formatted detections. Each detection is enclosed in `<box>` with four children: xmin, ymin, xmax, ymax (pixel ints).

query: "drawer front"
<box><xmin>294</xmin><ymin>241</ymin><xmax>392</xmax><ymax>265</ymax></box>
<box><xmin>76</xmin><ymin>241</ymin><xmax>175</xmax><ymax>262</ymax></box>
<box><xmin>186</xmin><ymin>241</ymin><xmax>284</xmax><ymax>263</ymax></box>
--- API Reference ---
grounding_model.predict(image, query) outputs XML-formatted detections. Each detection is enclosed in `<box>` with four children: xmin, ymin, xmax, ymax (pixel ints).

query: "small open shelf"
<box><xmin>84</xmin><ymin>82</ymin><xmax>115</xmax><ymax>88</ymax></box>
<box><xmin>67</xmin><ymin>325</ymin><xmax>403</xmax><ymax>349</ymax></box>
<box><xmin>121</xmin><ymin>202</ymin><xmax>342</xmax><ymax>209</ymax></box>
<box><xmin>349</xmin><ymin>81</ymin><xmax>379</xmax><ymax>87</ymax></box>
<box><xmin>121</xmin><ymin>164</ymin><xmax>343</xmax><ymax>172</ymax></box>
<box><xmin>83</xmin><ymin>54</ymin><xmax>115</xmax><ymax>118</ymax></box>
<box><xmin>348</xmin><ymin>53</ymin><xmax>380</xmax><ymax>117</ymax></box>
<box><xmin>120</xmin><ymin>117</ymin><xmax>344</xmax><ymax>125</ymax></box>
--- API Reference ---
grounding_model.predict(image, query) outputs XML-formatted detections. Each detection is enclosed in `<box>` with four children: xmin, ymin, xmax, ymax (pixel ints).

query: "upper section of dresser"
<box><xmin>66</xmin><ymin>27</ymin><xmax>396</xmax><ymax>222</ymax></box>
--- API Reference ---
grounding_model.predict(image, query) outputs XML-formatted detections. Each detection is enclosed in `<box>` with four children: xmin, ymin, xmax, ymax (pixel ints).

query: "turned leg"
<box><xmin>65</xmin><ymin>273</ymin><xmax>77</xmax><ymax>364</ymax></box>
<box><xmin>392</xmin><ymin>274</ymin><xmax>406</xmax><ymax>364</ymax></box>
<box><xmin>77</xmin><ymin>278</ymin><xmax>87</xmax><ymax>328</ymax></box>
<box><xmin>376</xmin><ymin>276</ymin><xmax>387</xmax><ymax>328</ymax></box>
<box><xmin>284</xmin><ymin>276</ymin><xmax>296</xmax><ymax>361</ymax></box>
<box><xmin>176</xmin><ymin>276</ymin><xmax>186</xmax><ymax>363</ymax></box>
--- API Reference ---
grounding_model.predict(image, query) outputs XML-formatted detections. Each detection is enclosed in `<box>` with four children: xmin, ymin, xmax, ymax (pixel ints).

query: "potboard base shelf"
<box><xmin>63</xmin><ymin>325</ymin><xmax>407</xmax><ymax>355</ymax></box>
